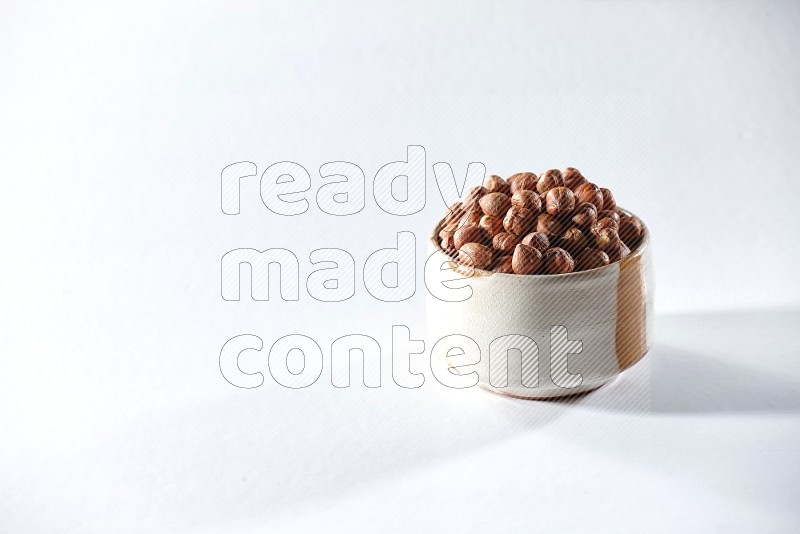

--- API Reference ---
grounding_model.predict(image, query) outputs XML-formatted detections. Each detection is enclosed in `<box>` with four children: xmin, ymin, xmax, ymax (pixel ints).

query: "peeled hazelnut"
<box><xmin>457</xmin><ymin>242</ymin><xmax>494</xmax><ymax>270</ymax></box>
<box><xmin>479</xmin><ymin>192</ymin><xmax>512</xmax><ymax>217</ymax></box>
<box><xmin>571</xmin><ymin>202</ymin><xmax>598</xmax><ymax>229</ymax></box>
<box><xmin>494</xmin><ymin>255</ymin><xmax>514</xmax><ymax>274</ymax></box>
<box><xmin>543</xmin><ymin>247</ymin><xmax>575</xmax><ymax>274</ymax></box>
<box><xmin>479</xmin><ymin>214</ymin><xmax>504</xmax><ymax>236</ymax></box>
<box><xmin>483</xmin><ymin>174</ymin><xmax>511</xmax><ymax>195</ymax></box>
<box><xmin>462</xmin><ymin>186</ymin><xmax>488</xmax><ymax>212</ymax></box>
<box><xmin>508</xmin><ymin>172</ymin><xmax>538</xmax><ymax>193</ymax></box>
<box><xmin>597</xmin><ymin>210</ymin><xmax>621</xmax><ymax>224</ymax></box>
<box><xmin>618</xmin><ymin>216</ymin><xmax>644</xmax><ymax>249</ymax></box>
<box><xmin>439</xmin><ymin>226</ymin><xmax>456</xmax><ymax>250</ymax></box>
<box><xmin>593</xmin><ymin>227</ymin><xmax>621</xmax><ymax>253</ymax></box>
<box><xmin>512</xmin><ymin>244</ymin><xmax>543</xmax><ymax>275</ymax></box>
<box><xmin>492</xmin><ymin>232</ymin><xmax>521</xmax><ymax>253</ymax></box>
<box><xmin>545</xmin><ymin>187</ymin><xmax>576</xmax><ymax>217</ymax></box>
<box><xmin>574</xmin><ymin>182</ymin><xmax>604</xmax><ymax>208</ymax></box>
<box><xmin>592</xmin><ymin>217</ymin><xmax>620</xmax><ymax>234</ymax></box>
<box><xmin>576</xmin><ymin>248</ymin><xmax>610</xmax><ymax>271</ymax></box>
<box><xmin>536</xmin><ymin>213</ymin><xmax>563</xmax><ymax>239</ymax></box>
<box><xmin>521</xmin><ymin>232</ymin><xmax>550</xmax><ymax>253</ymax></box>
<box><xmin>503</xmin><ymin>207</ymin><xmax>536</xmax><ymax>235</ymax></box>
<box><xmin>454</xmin><ymin>224</ymin><xmax>489</xmax><ymax>250</ymax></box>
<box><xmin>599</xmin><ymin>188</ymin><xmax>616</xmax><ymax>211</ymax></box>
<box><xmin>510</xmin><ymin>190</ymin><xmax>543</xmax><ymax>214</ymax></box>
<box><xmin>558</xmin><ymin>227</ymin><xmax>588</xmax><ymax>255</ymax></box>
<box><xmin>563</xmin><ymin>167</ymin><xmax>587</xmax><ymax>190</ymax></box>
<box><xmin>536</xmin><ymin>169</ymin><xmax>565</xmax><ymax>193</ymax></box>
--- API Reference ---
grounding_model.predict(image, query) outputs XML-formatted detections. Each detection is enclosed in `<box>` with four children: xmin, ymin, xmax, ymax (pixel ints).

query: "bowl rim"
<box><xmin>430</xmin><ymin>206</ymin><xmax>650</xmax><ymax>279</ymax></box>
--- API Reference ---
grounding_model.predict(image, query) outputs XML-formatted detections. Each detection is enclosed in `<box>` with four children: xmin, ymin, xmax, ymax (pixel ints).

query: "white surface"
<box><xmin>1</xmin><ymin>1</ymin><xmax>799</xmax><ymax>532</ymax></box>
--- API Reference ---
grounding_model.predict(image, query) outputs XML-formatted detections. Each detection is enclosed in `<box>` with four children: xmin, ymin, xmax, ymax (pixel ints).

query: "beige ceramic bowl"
<box><xmin>426</xmin><ymin>209</ymin><xmax>653</xmax><ymax>399</ymax></box>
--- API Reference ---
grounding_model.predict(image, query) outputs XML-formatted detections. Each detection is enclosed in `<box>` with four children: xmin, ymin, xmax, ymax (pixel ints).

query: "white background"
<box><xmin>1</xmin><ymin>1</ymin><xmax>799</xmax><ymax>532</ymax></box>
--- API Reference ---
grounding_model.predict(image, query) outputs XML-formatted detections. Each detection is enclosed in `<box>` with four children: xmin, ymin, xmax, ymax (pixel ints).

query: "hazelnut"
<box><xmin>443</xmin><ymin>202</ymin><xmax>464</xmax><ymax>226</ymax></box>
<box><xmin>479</xmin><ymin>214</ymin><xmax>505</xmax><ymax>236</ymax></box>
<box><xmin>563</xmin><ymin>167</ymin><xmax>587</xmax><ymax>189</ymax></box>
<box><xmin>576</xmin><ymin>248</ymin><xmax>610</xmax><ymax>271</ymax></box>
<box><xmin>440</xmin><ymin>239</ymin><xmax>457</xmax><ymax>257</ymax></box>
<box><xmin>571</xmin><ymin>202</ymin><xmax>598</xmax><ymax>229</ymax></box>
<box><xmin>618</xmin><ymin>216</ymin><xmax>644</xmax><ymax>249</ymax></box>
<box><xmin>606</xmin><ymin>241</ymin><xmax>631</xmax><ymax>263</ymax></box>
<box><xmin>503</xmin><ymin>207</ymin><xmax>536</xmax><ymax>235</ymax></box>
<box><xmin>574</xmin><ymin>182</ymin><xmax>604</xmax><ymax>208</ymax></box>
<box><xmin>597</xmin><ymin>210</ymin><xmax>621</xmax><ymax>225</ymax></box>
<box><xmin>509</xmin><ymin>172</ymin><xmax>538</xmax><ymax>193</ymax></box>
<box><xmin>512</xmin><ymin>244</ymin><xmax>543</xmax><ymax>275</ymax></box>
<box><xmin>593</xmin><ymin>227</ymin><xmax>621</xmax><ymax>253</ymax></box>
<box><xmin>558</xmin><ymin>227</ymin><xmax>588</xmax><ymax>255</ymax></box>
<box><xmin>464</xmin><ymin>207</ymin><xmax>483</xmax><ymax>225</ymax></box>
<box><xmin>461</xmin><ymin>185</ymin><xmax>488</xmax><ymax>212</ymax></box>
<box><xmin>493</xmin><ymin>232</ymin><xmax>521</xmax><ymax>253</ymax></box>
<box><xmin>599</xmin><ymin>188</ymin><xmax>616</xmax><ymax>211</ymax></box>
<box><xmin>510</xmin><ymin>190</ymin><xmax>543</xmax><ymax>214</ymax></box>
<box><xmin>483</xmin><ymin>174</ymin><xmax>511</xmax><ymax>195</ymax></box>
<box><xmin>521</xmin><ymin>231</ymin><xmax>550</xmax><ymax>253</ymax></box>
<box><xmin>592</xmin><ymin>217</ymin><xmax>620</xmax><ymax>235</ymax></box>
<box><xmin>493</xmin><ymin>255</ymin><xmax>515</xmax><ymax>274</ymax></box>
<box><xmin>457</xmin><ymin>242</ymin><xmax>494</xmax><ymax>270</ymax></box>
<box><xmin>479</xmin><ymin>192</ymin><xmax>512</xmax><ymax>217</ymax></box>
<box><xmin>545</xmin><ymin>187</ymin><xmax>576</xmax><ymax>217</ymax></box>
<box><xmin>536</xmin><ymin>213</ymin><xmax>563</xmax><ymax>239</ymax></box>
<box><xmin>536</xmin><ymin>169</ymin><xmax>565</xmax><ymax>193</ymax></box>
<box><xmin>439</xmin><ymin>226</ymin><xmax>455</xmax><ymax>250</ymax></box>
<box><xmin>543</xmin><ymin>247</ymin><xmax>575</xmax><ymax>274</ymax></box>
<box><xmin>453</xmin><ymin>224</ymin><xmax>489</xmax><ymax>250</ymax></box>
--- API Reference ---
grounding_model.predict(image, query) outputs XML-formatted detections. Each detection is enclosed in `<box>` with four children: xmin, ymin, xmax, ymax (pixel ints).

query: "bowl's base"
<box><xmin>477</xmin><ymin>378</ymin><xmax>614</xmax><ymax>401</ymax></box>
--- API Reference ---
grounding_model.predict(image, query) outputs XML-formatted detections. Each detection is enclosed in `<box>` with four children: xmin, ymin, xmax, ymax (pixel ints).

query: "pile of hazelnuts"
<box><xmin>438</xmin><ymin>168</ymin><xmax>645</xmax><ymax>275</ymax></box>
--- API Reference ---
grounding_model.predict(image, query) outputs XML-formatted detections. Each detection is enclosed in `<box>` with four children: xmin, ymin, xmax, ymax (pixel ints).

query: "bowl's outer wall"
<box><xmin>426</xmin><ymin>217</ymin><xmax>654</xmax><ymax>398</ymax></box>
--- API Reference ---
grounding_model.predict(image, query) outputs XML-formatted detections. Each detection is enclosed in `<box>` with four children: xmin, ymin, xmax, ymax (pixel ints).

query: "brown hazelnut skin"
<box><xmin>599</xmin><ymin>188</ymin><xmax>616</xmax><ymax>211</ymax></box>
<box><xmin>508</xmin><ymin>172</ymin><xmax>538</xmax><ymax>193</ymax></box>
<box><xmin>597</xmin><ymin>210</ymin><xmax>621</xmax><ymax>225</ymax></box>
<box><xmin>463</xmin><ymin>207</ymin><xmax>483</xmax><ymax>225</ymax></box>
<box><xmin>512</xmin><ymin>244</ymin><xmax>543</xmax><ymax>275</ymax></box>
<box><xmin>521</xmin><ymin>231</ymin><xmax>550</xmax><ymax>253</ymax></box>
<box><xmin>576</xmin><ymin>248</ymin><xmax>610</xmax><ymax>271</ymax></box>
<box><xmin>503</xmin><ymin>207</ymin><xmax>536</xmax><ymax>235</ymax></box>
<box><xmin>461</xmin><ymin>186</ymin><xmax>488</xmax><ymax>212</ymax></box>
<box><xmin>571</xmin><ymin>202</ymin><xmax>598</xmax><ymax>229</ymax></box>
<box><xmin>536</xmin><ymin>213</ymin><xmax>563</xmax><ymax>239</ymax></box>
<box><xmin>457</xmin><ymin>242</ymin><xmax>494</xmax><ymax>270</ymax></box>
<box><xmin>545</xmin><ymin>187</ymin><xmax>576</xmax><ymax>217</ymax></box>
<box><xmin>479</xmin><ymin>214</ymin><xmax>504</xmax><ymax>236</ymax></box>
<box><xmin>563</xmin><ymin>167</ymin><xmax>587</xmax><ymax>190</ymax></box>
<box><xmin>479</xmin><ymin>192</ymin><xmax>512</xmax><ymax>218</ymax></box>
<box><xmin>618</xmin><ymin>216</ymin><xmax>644</xmax><ymax>249</ymax></box>
<box><xmin>510</xmin><ymin>190</ymin><xmax>543</xmax><ymax>214</ymax></box>
<box><xmin>443</xmin><ymin>202</ymin><xmax>464</xmax><ymax>226</ymax></box>
<box><xmin>593</xmin><ymin>227</ymin><xmax>621</xmax><ymax>253</ymax></box>
<box><xmin>558</xmin><ymin>227</ymin><xmax>588</xmax><ymax>255</ymax></box>
<box><xmin>543</xmin><ymin>247</ymin><xmax>575</xmax><ymax>274</ymax></box>
<box><xmin>453</xmin><ymin>224</ymin><xmax>489</xmax><ymax>250</ymax></box>
<box><xmin>592</xmin><ymin>217</ymin><xmax>620</xmax><ymax>235</ymax></box>
<box><xmin>574</xmin><ymin>182</ymin><xmax>604</xmax><ymax>208</ymax></box>
<box><xmin>483</xmin><ymin>174</ymin><xmax>511</xmax><ymax>195</ymax></box>
<box><xmin>606</xmin><ymin>241</ymin><xmax>631</xmax><ymax>263</ymax></box>
<box><xmin>537</xmin><ymin>169</ymin><xmax>565</xmax><ymax>194</ymax></box>
<box><xmin>493</xmin><ymin>255</ymin><xmax>515</xmax><ymax>274</ymax></box>
<box><xmin>492</xmin><ymin>232</ymin><xmax>521</xmax><ymax>253</ymax></box>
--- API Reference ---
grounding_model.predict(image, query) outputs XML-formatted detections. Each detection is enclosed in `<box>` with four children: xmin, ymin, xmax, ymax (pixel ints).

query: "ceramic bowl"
<box><xmin>426</xmin><ymin>209</ymin><xmax>653</xmax><ymax>399</ymax></box>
